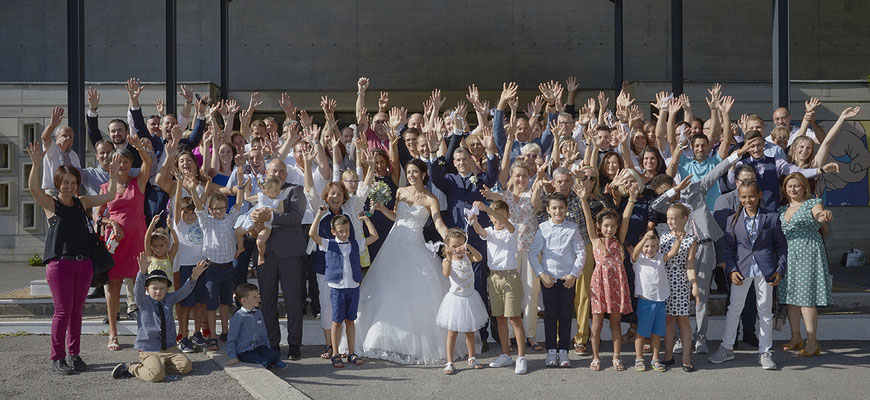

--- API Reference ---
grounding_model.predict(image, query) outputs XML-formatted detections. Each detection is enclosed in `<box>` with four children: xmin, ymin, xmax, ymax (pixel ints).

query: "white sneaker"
<box><xmin>514</xmin><ymin>356</ymin><xmax>528</xmax><ymax>374</ymax></box>
<box><xmin>545</xmin><ymin>349</ymin><xmax>558</xmax><ymax>367</ymax></box>
<box><xmin>489</xmin><ymin>353</ymin><xmax>514</xmax><ymax>368</ymax></box>
<box><xmin>673</xmin><ymin>338</ymin><xmax>683</xmax><ymax>354</ymax></box>
<box><xmin>558</xmin><ymin>350</ymin><xmax>571</xmax><ymax>367</ymax></box>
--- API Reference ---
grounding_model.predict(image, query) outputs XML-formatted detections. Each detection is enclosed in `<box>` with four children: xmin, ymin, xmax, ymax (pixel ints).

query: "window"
<box><xmin>22</xmin><ymin>124</ymin><xmax>38</xmax><ymax>145</ymax></box>
<box><xmin>0</xmin><ymin>182</ymin><xmax>11</xmax><ymax>210</ymax></box>
<box><xmin>0</xmin><ymin>143</ymin><xmax>10</xmax><ymax>171</ymax></box>
<box><xmin>21</xmin><ymin>162</ymin><xmax>33</xmax><ymax>190</ymax></box>
<box><xmin>22</xmin><ymin>201</ymin><xmax>37</xmax><ymax>230</ymax></box>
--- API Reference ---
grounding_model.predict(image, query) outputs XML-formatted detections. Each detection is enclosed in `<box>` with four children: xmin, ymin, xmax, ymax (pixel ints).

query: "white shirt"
<box><xmin>633</xmin><ymin>252</ymin><xmax>670</xmax><ymax>302</ymax></box>
<box><xmin>322</xmin><ymin>239</ymin><xmax>364</xmax><ymax>289</ymax></box>
<box><xmin>528</xmin><ymin>219</ymin><xmax>586</xmax><ymax>279</ymax></box>
<box><xmin>42</xmin><ymin>141</ymin><xmax>81</xmax><ymax>190</ymax></box>
<box><xmin>484</xmin><ymin>226</ymin><xmax>518</xmax><ymax>271</ymax></box>
<box><xmin>172</xmin><ymin>218</ymin><xmax>204</xmax><ymax>268</ymax></box>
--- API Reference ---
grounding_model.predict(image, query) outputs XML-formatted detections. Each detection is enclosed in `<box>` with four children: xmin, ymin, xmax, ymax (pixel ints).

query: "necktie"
<box><xmin>61</xmin><ymin>150</ymin><xmax>72</xmax><ymax>167</ymax></box>
<box><xmin>157</xmin><ymin>301</ymin><xmax>167</xmax><ymax>350</ymax></box>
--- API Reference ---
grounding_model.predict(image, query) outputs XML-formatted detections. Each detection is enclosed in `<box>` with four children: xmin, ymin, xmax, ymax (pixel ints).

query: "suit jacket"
<box><xmin>266</xmin><ymin>183</ymin><xmax>308</xmax><ymax>258</ymax></box>
<box><xmin>712</xmin><ymin>189</ymin><xmax>741</xmax><ymax>264</ymax></box>
<box><xmin>430</xmin><ymin>155</ymin><xmax>499</xmax><ymax>244</ymax></box>
<box><xmin>724</xmin><ymin>210</ymin><xmax>787</xmax><ymax>282</ymax></box>
<box><xmin>651</xmin><ymin>153</ymin><xmax>739</xmax><ymax>242</ymax></box>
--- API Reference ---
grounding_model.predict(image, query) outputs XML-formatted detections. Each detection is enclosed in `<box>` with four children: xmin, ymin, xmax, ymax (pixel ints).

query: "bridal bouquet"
<box><xmin>368</xmin><ymin>181</ymin><xmax>392</xmax><ymax>206</ymax></box>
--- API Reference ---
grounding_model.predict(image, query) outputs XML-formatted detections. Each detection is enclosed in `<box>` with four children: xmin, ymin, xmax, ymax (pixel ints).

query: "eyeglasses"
<box><xmin>209</xmin><ymin>206</ymin><xmax>227</xmax><ymax>212</ymax></box>
<box><xmin>577</xmin><ymin>175</ymin><xmax>597</xmax><ymax>182</ymax></box>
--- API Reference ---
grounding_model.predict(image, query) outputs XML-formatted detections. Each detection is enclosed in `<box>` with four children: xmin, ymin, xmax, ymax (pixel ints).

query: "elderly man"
<box><xmin>40</xmin><ymin>107</ymin><xmax>81</xmax><ymax>196</ymax></box>
<box><xmin>770</xmin><ymin>98</ymin><xmax>826</xmax><ymax>146</ymax></box>
<box><xmin>251</xmin><ymin>159</ymin><xmax>308</xmax><ymax>360</ymax></box>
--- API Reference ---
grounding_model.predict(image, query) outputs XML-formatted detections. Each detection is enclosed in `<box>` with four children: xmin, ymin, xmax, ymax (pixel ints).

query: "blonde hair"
<box><xmin>771</xmin><ymin>126</ymin><xmax>789</xmax><ymax>141</ymax></box>
<box><xmin>668</xmin><ymin>203</ymin><xmax>691</xmax><ymax>219</ymax></box>
<box><xmin>261</xmin><ymin>175</ymin><xmax>282</xmax><ymax>192</ymax></box>
<box><xmin>781</xmin><ymin>172</ymin><xmax>811</xmax><ymax>202</ymax></box>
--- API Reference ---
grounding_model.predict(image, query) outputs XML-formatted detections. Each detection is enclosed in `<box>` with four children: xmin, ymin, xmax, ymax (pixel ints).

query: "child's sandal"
<box><xmin>634</xmin><ymin>359</ymin><xmax>646</xmax><ymax>372</ymax></box>
<box><xmin>652</xmin><ymin>359</ymin><xmax>666</xmax><ymax>372</ymax></box>
<box><xmin>613</xmin><ymin>357</ymin><xmax>625</xmax><ymax>371</ymax></box>
<box><xmin>330</xmin><ymin>355</ymin><xmax>345</xmax><ymax>368</ymax></box>
<box><xmin>348</xmin><ymin>353</ymin><xmax>363</xmax><ymax>366</ymax></box>
<box><xmin>443</xmin><ymin>362</ymin><xmax>455</xmax><ymax>375</ymax></box>
<box><xmin>206</xmin><ymin>338</ymin><xmax>219</xmax><ymax>351</ymax></box>
<box><xmin>107</xmin><ymin>336</ymin><xmax>120</xmax><ymax>351</ymax></box>
<box><xmin>468</xmin><ymin>357</ymin><xmax>483</xmax><ymax>369</ymax></box>
<box><xmin>526</xmin><ymin>338</ymin><xmax>544</xmax><ymax>352</ymax></box>
<box><xmin>589</xmin><ymin>359</ymin><xmax>601</xmax><ymax>371</ymax></box>
<box><xmin>320</xmin><ymin>345</ymin><xmax>333</xmax><ymax>359</ymax></box>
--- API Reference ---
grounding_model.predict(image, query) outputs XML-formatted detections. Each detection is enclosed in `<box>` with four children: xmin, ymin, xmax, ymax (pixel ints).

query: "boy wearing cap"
<box><xmin>112</xmin><ymin>253</ymin><xmax>207</xmax><ymax>382</ymax></box>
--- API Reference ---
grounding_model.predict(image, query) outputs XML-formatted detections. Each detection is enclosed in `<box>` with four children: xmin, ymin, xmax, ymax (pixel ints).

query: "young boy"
<box><xmin>630</xmin><ymin>231</ymin><xmax>681</xmax><ymax>372</ymax></box>
<box><xmin>225</xmin><ymin>283</ymin><xmax>286</xmax><ymax>369</ymax></box>
<box><xmin>112</xmin><ymin>254</ymin><xmax>207</xmax><ymax>381</ymax></box>
<box><xmin>309</xmin><ymin>207</ymin><xmax>379</xmax><ymax>368</ymax></box>
<box><xmin>527</xmin><ymin>193</ymin><xmax>585</xmax><ymax>368</ymax></box>
<box><xmin>470</xmin><ymin>200</ymin><xmax>527</xmax><ymax>374</ymax></box>
<box><xmin>172</xmin><ymin>191</ymin><xmax>206</xmax><ymax>353</ymax></box>
<box><xmin>190</xmin><ymin>186</ymin><xmax>244</xmax><ymax>351</ymax></box>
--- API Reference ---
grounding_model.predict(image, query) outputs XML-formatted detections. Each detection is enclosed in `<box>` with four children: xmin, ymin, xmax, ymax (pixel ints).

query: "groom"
<box><xmin>431</xmin><ymin>142</ymin><xmax>500</xmax><ymax>350</ymax></box>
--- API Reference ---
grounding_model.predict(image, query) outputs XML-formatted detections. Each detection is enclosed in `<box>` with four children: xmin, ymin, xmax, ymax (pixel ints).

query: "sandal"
<box><xmin>348</xmin><ymin>353</ymin><xmax>363</xmax><ymax>366</ymax></box>
<box><xmin>634</xmin><ymin>359</ymin><xmax>646</xmax><ymax>372</ymax></box>
<box><xmin>206</xmin><ymin>338</ymin><xmax>219</xmax><ymax>351</ymax></box>
<box><xmin>798</xmin><ymin>341</ymin><xmax>821</xmax><ymax>357</ymax></box>
<box><xmin>468</xmin><ymin>357</ymin><xmax>483</xmax><ymax>369</ymax></box>
<box><xmin>107</xmin><ymin>336</ymin><xmax>120</xmax><ymax>351</ymax></box>
<box><xmin>443</xmin><ymin>362</ymin><xmax>455</xmax><ymax>375</ymax></box>
<box><xmin>526</xmin><ymin>338</ymin><xmax>544</xmax><ymax>352</ymax></box>
<box><xmin>652</xmin><ymin>359</ymin><xmax>666</xmax><ymax>372</ymax></box>
<box><xmin>782</xmin><ymin>338</ymin><xmax>805</xmax><ymax>351</ymax></box>
<box><xmin>320</xmin><ymin>345</ymin><xmax>333</xmax><ymax>359</ymax></box>
<box><xmin>574</xmin><ymin>342</ymin><xmax>589</xmax><ymax>356</ymax></box>
<box><xmin>613</xmin><ymin>357</ymin><xmax>625</xmax><ymax>371</ymax></box>
<box><xmin>330</xmin><ymin>355</ymin><xmax>345</xmax><ymax>368</ymax></box>
<box><xmin>589</xmin><ymin>359</ymin><xmax>601</xmax><ymax>371</ymax></box>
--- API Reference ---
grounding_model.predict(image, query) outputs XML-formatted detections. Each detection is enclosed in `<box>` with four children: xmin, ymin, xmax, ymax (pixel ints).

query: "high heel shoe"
<box><xmin>782</xmin><ymin>339</ymin><xmax>804</xmax><ymax>351</ymax></box>
<box><xmin>798</xmin><ymin>342</ymin><xmax>821</xmax><ymax>357</ymax></box>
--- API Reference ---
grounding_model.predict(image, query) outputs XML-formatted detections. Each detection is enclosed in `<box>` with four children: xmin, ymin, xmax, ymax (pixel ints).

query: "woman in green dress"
<box><xmin>778</xmin><ymin>173</ymin><xmax>834</xmax><ymax>357</ymax></box>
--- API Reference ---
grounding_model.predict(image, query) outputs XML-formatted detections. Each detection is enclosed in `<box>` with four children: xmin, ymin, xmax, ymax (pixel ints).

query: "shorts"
<box><xmin>203</xmin><ymin>261</ymin><xmax>234</xmax><ymax>310</ymax></box>
<box><xmin>330</xmin><ymin>287</ymin><xmax>360</xmax><ymax>323</ymax></box>
<box><xmin>488</xmin><ymin>269</ymin><xmax>523</xmax><ymax>318</ymax></box>
<box><xmin>178</xmin><ymin>265</ymin><xmax>206</xmax><ymax>308</ymax></box>
<box><xmin>636</xmin><ymin>297</ymin><xmax>667</xmax><ymax>338</ymax></box>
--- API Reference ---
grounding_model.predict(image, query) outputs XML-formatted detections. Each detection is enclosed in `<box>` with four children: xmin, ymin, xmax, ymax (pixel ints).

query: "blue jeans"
<box><xmin>238</xmin><ymin>345</ymin><xmax>281</xmax><ymax>368</ymax></box>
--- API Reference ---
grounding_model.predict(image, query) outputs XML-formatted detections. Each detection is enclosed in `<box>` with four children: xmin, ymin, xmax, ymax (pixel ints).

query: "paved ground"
<box><xmin>0</xmin><ymin>263</ymin><xmax>44</xmax><ymax>295</ymax></box>
<box><xmin>275</xmin><ymin>341</ymin><xmax>870</xmax><ymax>400</ymax></box>
<box><xmin>0</xmin><ymin>334</ymin><xmax>252</xmax><ymax>400</ymax></box>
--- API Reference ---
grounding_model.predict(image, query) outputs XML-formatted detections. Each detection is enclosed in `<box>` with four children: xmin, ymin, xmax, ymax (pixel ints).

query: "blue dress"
<box><xmin>364</xmin><ymin>175</ymin><xmax>397</xmax><ymax>261</ymax></box>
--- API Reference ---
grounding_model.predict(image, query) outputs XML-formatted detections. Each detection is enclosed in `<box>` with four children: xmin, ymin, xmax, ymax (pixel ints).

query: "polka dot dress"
<box><xmin>777</xmin><ymin>198</ymin><xmax>833</xmax><ymax>307</ymax></box>
<box><xmin>660</xmin><ymin>233</ymin><xmax>697</xmax><ymax>316</ymax></box>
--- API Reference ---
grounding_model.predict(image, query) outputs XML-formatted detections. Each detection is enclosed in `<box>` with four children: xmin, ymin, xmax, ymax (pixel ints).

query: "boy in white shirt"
<box><xmin>470</xmin><ymin>200</ymin><xmax>527</xmax><ymax>374</ymax></box>
<box><xmin>630</xmin><ymin>231</ymin><xmax>681</xmax><ymax>372</ymax></box>
<box><xmin>528</xmin><ymin>193</ymin><xmax>586</xmax><ymax>368</ymax></box>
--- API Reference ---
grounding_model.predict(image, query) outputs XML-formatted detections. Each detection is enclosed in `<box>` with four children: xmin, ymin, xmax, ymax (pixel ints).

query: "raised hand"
<box><xmin>378</xmin><ymin>91</ymin><xmax>389</xmax><ymax>112</ymax></box>
<box><xmin>137</xmin><ymin>251</ymin><xmax>149</xmax><ymax>274</ymax></box>
<box><xmin>821</xmin><ymin>161</ymin><xmax>840</xmax><ymax>173</ymax></box>
<box><xmin>679</xmin><ymin>93</ymin><xmax>691</xmax><ymax>111</ymax></box>
<box><xmin>226</xmin><ymin>98</ymin><xmax>240</xmax><ymax>114</ymax></box>
<box><xmin>597</xmin><ymin>91</ymin><xmax>609</xmax><ymax>110</ymax></box>
<box><xmin>675</xmin><ymin>174</ymin><xmax>693</xmax><ymax>192</ymax></box>
<box><xmin>249</xmin><ymin>92</ymin><xmax>263</xmax><ymax>110</ymax></box>
<box><xmin>388</xmin><ymin>107</ymin><xmax>402</xmax><ymax>132</ymax></box>
<box><xmin>840</xmin><ymin>106</ymin><xmax>860</xmax><ymax>119</ymax></box>
<box><xmin>279</xmin><ymin>92</ymin><xmax>296</xmax><ymax>118</ymax></box>
<box><xmin>87</xmin><ymin>87</ymin><xmax>100</xmax><ymax>111</ymax></box>
<box><xmin>357</xmin><ymin>77</ymin><xmax>370</xmax><ymax>93</ymax></box>
<box><xmin>480</xmin><ymin>125</ymin><xmax>496</xmax><ymax>153</ymax></box>
<box><xmin>566</xmin><ymin>76</ymin><xmax>579</xmax><ymax>93</ymax></box>
<box><xmin>500</xmin><ymin>82</ymin><xmax>519</xmax><ymax>104</ymax></box>
<box><xmin>720</xmin><ymin>95</ymin><xmax>735</xmax><ymax>113</ymax></box>
<box><xmin>49</xmin><ymin>106</ymin><xmax>65</xmax><ymax>128</ymax></box>
<box><xmin>109</xmin><ymin>153</ymin><xmax>121</xmax><ymax>177</ymax></box>
<box><xmin>652</xmin><ymin>91</ymin><xmax>669</xmax><ymax>111</ymax></box>
<box><xmin>179</xmin><ymin>85</ymin><xmax>194</xmax><ymax>103</ymax></box>
<box><xmin>191</xmin><ymin>259</ymin><xmax>209</xmax><ymax>280</ymax></box>
<box><xmin>431</xmin><ymin>89</ymin><xmax>445</xmax><ymax>110</ymax></box>
<box><xmin>355</xmin><ymin>108</ymin><xmax>368</xmax><ymax>128</ymax></box>
<box><xmin>805</xmin><ymin>97</ymin><xmax>821</xmax><ymax>113</ymax></box>
<box><xmin>706</xmin><ymin>87</ymin><xmax>722</xmax><ymax>110</ymax></box>
<box><xmin>25</xmin><ymin>142</ymin><xmax>44</xmax><ymax>163</ymax></box>
<box><xmin>125</xmin><ymin>77</ymin><xmax>144</xmax><ymax>104</ymax></box>
<box><xmin>466</xmin><ymin>84</ymin><xmax>480</xmax><ymax>105</ymax></box>
<box><xmin>156</xmin><ymin>98</ymin><xmax>166</xmax><ymax>116</ymax></box>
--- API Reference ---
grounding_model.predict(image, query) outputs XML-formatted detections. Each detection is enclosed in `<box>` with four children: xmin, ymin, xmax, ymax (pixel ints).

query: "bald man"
<box><xmin>251</xmin><ymin>159</ymin><xmax>308</xmax><ymax>360</ymax></box>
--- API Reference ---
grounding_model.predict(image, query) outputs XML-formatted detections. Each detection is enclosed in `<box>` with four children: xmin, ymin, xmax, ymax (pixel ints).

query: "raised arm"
<box><xmin>80</xmin><ymin>154</ymin><xmax>120</xmax><ymax>209</ymax></box>
<box><xmin>619</xmin><ymin>184</ymin><xmax>639</xmax><ymax>244</ymax></box>
<box><xmin>717</xmin><ymin>95</ymin><xmax>735</xmax><ymax>160</ymax></box>
<box><xmin>493</xmin><ymin>82</ymin><xmax>518</xmax><ymax>154</ymax></box>
<box><xmin>144</xmin><ymin>214</ymin><xmax>160</xmax><ymax>257</ymax></box>
<box><xmin>86</xmin><ymin>89</ymin><xmax>103</xmax><ymax>148</ymax></box>
<box><xmin>705</xmin><ymin>84</ymin><xmax>722</xmax><ymax>144</ymax></box>
<box><xmin>577</xmin><ymin>186</ymin><xmax>599</xmax><ymax>242</ymax></box>
<box><xmin>308</xmin><ymin>206</ymin><xmax>326</xmax><ymax>246</ymax></box>
<box><xmin>41</xmin><ymin>106</ymin><xmax>65</xmax><ymax>150</ymax></box>
<box><xmin>25</xmin><ymin>143</ymin><xmax>56</xmax><ymax>214</ymax></box>
<box><xmin>360</xmin><ymin>214</ymin><xmax>379</xmax><ymax>245</ymax></box>
<box><xmin>356</xmin><ymin>77</ymin><xmax>370</xmax><ymax>132</ymax></box>
<box><xmin>804</xmin><ymin>97</ymin><xmax>826</xmax><ymax>144</ymax></box>
<box><xmin>814</xmin><ymin>106</ymin><xmax>860</xmax><ymax>167</ymax></box>
<box><xmin>497</xmin><ymin>120</ymin><xmax>516</xmax><ymax>189</ymax></box>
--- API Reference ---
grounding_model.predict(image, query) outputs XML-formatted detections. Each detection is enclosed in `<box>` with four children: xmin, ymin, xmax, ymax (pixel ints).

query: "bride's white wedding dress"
<box><xmin>354</xmin><ymin>202</ymin><xmax>469</xmax><ymax>365</ymax></box>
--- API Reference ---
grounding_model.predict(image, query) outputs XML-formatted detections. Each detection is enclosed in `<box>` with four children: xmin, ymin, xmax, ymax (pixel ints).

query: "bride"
<box><xmin>353</xmin><ymin>158</ymin><xmax>465</xmax><ymax>365</ymax></box>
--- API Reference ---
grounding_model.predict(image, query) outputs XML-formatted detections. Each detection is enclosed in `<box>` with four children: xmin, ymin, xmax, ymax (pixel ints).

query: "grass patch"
<box><xmin>0</xmin><ymin>331</ymin><xmax>32</xmax><ymax>339</ymax></box>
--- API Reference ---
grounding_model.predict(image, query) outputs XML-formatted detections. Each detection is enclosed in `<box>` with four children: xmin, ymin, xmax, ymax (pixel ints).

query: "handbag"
<box><xmin>772</xmin><ymin>286</ymin><xmax>787</xmax><ymax>331</ymax></box>
<box><xmin>77</xmin><ymin>201</ymin><xmax>115</xmax><ymax>287</ymax></box>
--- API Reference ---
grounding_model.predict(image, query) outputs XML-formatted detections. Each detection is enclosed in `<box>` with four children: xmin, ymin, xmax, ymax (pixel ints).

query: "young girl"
<box><xmin>579</xmin><ymin>182</ymin><xmax>634</xmax><ymax>372</ymax></box>
<box><xmin>172</xmin><ymin>176</ymin><xmax>206</xmax><ymax>353</ymax></box>
<box><xmin>630</xmin><ymin>231</ymin><xmax>681</xmax><ymax>372</ymax></box>
<box><xmin>436</xmin><ymin>229</ymin><xmax>489</xmax><ymax>375</ymax></box>
<box><xmin>234</xmin><ymin>175</ymin><xmax>286</xmax><ymax>265</ymax></box>
<box><xmin>659</xmin><ymin>203</ymin><xmax>698</xmax><ymax>372</ymax></box>
<box><xmin>144</xmin><ymin>212</ymin><xmax>179</xmax><ymax>290</ymax></box>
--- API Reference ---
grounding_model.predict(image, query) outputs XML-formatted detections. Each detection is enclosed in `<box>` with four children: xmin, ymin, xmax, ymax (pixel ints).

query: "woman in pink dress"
<box><xmin>97</xmin><ymin>136</ymin><xmax>151</xmax><ymax>351</ymax></box>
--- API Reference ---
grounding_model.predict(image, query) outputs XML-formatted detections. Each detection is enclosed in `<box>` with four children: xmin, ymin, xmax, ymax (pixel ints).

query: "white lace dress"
<box><xmin>353</xmin><ymin>202</ymin><xmax>464</xmax><ymax>365</ymax></box>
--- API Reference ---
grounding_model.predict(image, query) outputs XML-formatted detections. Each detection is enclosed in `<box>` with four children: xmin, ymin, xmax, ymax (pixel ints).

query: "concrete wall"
<box><xmin>2</xmin><ymin>0</ymin><xmax>869</xmax><ymax>90</ymax></box>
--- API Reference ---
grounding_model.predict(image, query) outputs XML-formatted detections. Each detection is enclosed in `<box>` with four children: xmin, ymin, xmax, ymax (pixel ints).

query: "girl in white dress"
<box><xmin>437</xmin><ymin>229</ymin><xmax>489</xmax><ymax>374</ymax></box>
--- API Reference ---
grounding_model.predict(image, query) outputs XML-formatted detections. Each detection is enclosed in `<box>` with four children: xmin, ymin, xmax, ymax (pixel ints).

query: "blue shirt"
<box><xmin>743</xmin><ymin>210</ymin><xmax>762</xmax><ymax>278</ymax></box>
<box><xmin>226</xmin><ymin>307</ymin><xmax>270</xmax><ymax>359</ymax></box>
<box><xmin>133</xmin><ymin>272</ymin><xmax>196</xmax><ymax>352</ymax></box>
<box><xmin>679</xmin><ymin>153</ymin><xmax>723</xmax><ymax>211</ymax></box>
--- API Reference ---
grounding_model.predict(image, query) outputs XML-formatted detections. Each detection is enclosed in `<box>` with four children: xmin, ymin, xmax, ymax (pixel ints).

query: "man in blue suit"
<box><xmin>431</xmin><ymin>138</ymin><xmax>500</xmax><ymax>350</ymax></box>
<box><xmin>710</xmin><ymin>182</ymin><xmax>786</xmax><ymax>370</ymax></box>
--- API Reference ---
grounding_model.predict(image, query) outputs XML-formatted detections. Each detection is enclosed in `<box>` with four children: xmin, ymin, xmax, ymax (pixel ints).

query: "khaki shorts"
<box><xmin>488</xmin><ymin>269</ymin><xmax>523</xmax><ymax>318</ymax></box>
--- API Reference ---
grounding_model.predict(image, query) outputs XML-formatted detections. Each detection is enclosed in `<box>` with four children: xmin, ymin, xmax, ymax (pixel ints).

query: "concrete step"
<box><xmin>28</xmin><ymin>278</ymin><xmax>271</xmax><ymax>297</ymax></box>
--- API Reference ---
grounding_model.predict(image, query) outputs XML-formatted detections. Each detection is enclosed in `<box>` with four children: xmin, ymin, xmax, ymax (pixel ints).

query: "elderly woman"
<box><xmin>97</xmin><ymin>135</ymin><xmax>152</xmax><ymax>351</ymax></box>
<box><xmin>27</xmin><ymin>142</ymin><xmax>118</xmax><ymax>374</ymax></box>
<box><xmin>778</xmin><ymin>173</ymin><xmax>834</xmax><ymax>357</ymax></box>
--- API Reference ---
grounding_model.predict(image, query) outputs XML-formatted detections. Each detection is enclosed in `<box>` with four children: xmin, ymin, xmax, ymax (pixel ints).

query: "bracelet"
<box><xmin>628</xmin><ymin>198</ymin><xmax>637</xmax><ymax>202</ymax></box>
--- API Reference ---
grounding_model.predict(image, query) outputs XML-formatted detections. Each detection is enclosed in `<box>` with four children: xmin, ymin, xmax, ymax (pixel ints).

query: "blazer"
<box><xmin>430</xmin><ymin>155</ymin><xmax>500</xmax><ymax>239</ymax></box>
<box><xmin>266</xmin><ymin>183</ymin><xmax>308</xmax><ymax>258</ymax></box>
<box><xmin>651</xmin><ymin>153</ymin><xmax>739</xmax><ymax>242</ymax></box>
<box><xmin>724</xmin><ymin>209</ymin><xmax>787</xmax><ymax>282</ymax></box>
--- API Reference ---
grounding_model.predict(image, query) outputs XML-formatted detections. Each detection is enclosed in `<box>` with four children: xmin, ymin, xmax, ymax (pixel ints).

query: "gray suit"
<box><xmin>651</xmin><ymin>153</ymin><xmax>739</xmax><ymax>343</ymax></box>
<box><xmin>257</xmin><ymin>182</ymin><xmax>308</xmax><ymax>348</ymax></box>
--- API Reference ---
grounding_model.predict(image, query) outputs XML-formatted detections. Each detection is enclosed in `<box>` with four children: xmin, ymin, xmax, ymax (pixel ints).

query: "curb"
<box><xmin>205</xmin><ymin>350</ymin><xmax>310</xmax><ymax>400</ymax></box>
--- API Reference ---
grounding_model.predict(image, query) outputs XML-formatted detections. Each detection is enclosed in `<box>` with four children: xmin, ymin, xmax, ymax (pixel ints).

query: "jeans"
<box><xmin>46</xmin><ymin>259</ymin><xmax>93</xmax><ymax>360</ymax></box>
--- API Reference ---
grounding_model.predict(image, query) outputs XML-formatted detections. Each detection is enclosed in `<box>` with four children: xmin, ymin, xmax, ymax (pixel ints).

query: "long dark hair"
<box><xmin>406</xmin><ymin>158</ymin><xmax>430</xmax><ymax>185</ymax></box>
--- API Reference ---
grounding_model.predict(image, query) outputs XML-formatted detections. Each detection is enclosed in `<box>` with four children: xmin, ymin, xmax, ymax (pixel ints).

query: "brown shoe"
<box><xmin>574</xmin><ymin>342</ymin><xmax>589</xmax><ymax>355</ymax></box>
